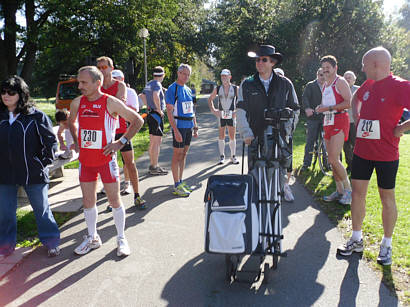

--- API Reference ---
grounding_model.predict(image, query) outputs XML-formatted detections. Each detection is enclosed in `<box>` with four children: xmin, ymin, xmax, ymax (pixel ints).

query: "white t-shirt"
<box><xmin>126</xmin><ymin>88</ymin><xmax>138</xmax><ymax>112</ymax></box>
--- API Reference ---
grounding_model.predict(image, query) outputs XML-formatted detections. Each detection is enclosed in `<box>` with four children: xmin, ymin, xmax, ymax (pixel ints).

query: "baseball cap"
<box><xmin>221</xmin><ymin>69</ymin><xmax>231</xmax><ymax>76</ymax></box>
<box><xmin>112</xmin><ymin>69</ymin><xmax>124</xmax><ymax>79</ymax></box>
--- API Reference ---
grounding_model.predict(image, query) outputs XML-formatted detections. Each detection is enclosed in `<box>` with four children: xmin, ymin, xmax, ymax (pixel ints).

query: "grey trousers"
<box><xmin>303</xmin><ymin>119</ymin><xmax>322</xmax><ymax>167</ymax></box>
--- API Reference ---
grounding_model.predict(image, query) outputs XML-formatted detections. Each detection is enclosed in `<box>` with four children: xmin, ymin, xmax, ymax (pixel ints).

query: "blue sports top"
<box><xmin>165</xmin><ymin>82</ymin><xmax>195</xmax><ymax>128</ymax></box>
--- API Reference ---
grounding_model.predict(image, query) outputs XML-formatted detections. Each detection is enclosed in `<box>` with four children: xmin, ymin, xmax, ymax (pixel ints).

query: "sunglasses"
<box><xmin>97</xmin><ymin>65</ymin><xmax>109</xmax><ymax>70</ymax></box>
<box><xmin>1</xmin><ymin>89</ymin><xmax>18</xmax><ymax>96</ymax></box>
<box><xmin>255</xmin><ymin>58</ymin><xmax>270</xmax><ymax>63</ymax></box>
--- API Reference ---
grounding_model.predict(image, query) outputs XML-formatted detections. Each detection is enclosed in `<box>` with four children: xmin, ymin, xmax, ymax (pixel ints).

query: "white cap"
<box><xmin>221</xmin><ymin>69</ymin><xmax>231</xmax><ymax>76</ymax></box>
<box><xmin>112</xmin><ymin>69</ymin><xmax>124</xmax><ymax>79</ymax></box>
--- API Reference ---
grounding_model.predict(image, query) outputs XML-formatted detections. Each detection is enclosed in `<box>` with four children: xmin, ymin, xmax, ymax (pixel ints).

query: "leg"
<box><xmin>378</xmin><ymin>188</ymin><xmax>397</xmax><ymax>238</ymax></box>
<box><xmin>326</xmin><ymin>132</ymin><xmax>348</xmax><ymax>182</ymax></box>
<box><xmin>0</xmin><ymin>184</ymin><xmax>18</xmax><ymax>255</ymax></box>
<box><xmin>172</xmin><ymin>147</ymin><xmax>185</xmax><ymax>183</ymax></box>
<box><xmin>24</xmin><ymin>184</ymin><xmax>60</xmax><ymax>250</ymax></box>
<box><xmin>303</xmin><ymin>120</ymin><xmax>321</xmax><ymax>168</ymax></box>
<box><xmin>179</xmin><ymin>145</ymin><xmax>190</xmax><ymax>181</ymax></box>
<box><xmin>218</xmin><ymin>126</ymin><xmax>226</xmax><ymax>159</ymax></box>
<box><xmin>351</xmin><ymin>179</ymin><xmax>369</xmax><ymax>231</ymax></box>
<box><xmin>121</xmin><ymin>150</ymin><xmax>139</xmax><ymax>194</ymax></box>
<box><xmin>149</xmin><ymin>134</ymin><xmax>162</xmax><ymax>167</ymax></box>
<box><xmin>227</xmin><ymin>125</ymin><xmax>238</xmax><ymax>162</ymax></box>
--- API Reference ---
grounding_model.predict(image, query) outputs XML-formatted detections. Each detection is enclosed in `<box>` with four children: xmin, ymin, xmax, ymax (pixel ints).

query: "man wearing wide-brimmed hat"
<box><xmin>236</xmin><ymin>44</ymin><xmax>300</xmax><ymax>172</ymax></box>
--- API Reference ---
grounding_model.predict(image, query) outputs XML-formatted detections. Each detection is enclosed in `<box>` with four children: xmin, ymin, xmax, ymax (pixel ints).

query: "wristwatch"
<box><xmin>119</xmin><ymin>136</ymin><xmax>128</xmax><ymax>145</ymax></box>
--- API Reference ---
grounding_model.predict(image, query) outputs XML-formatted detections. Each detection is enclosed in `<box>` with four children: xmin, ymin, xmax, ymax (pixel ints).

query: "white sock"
<box><xmin>113</xmin><ymin>205</ymin><xmax>125</xmax><ymax>239</ymax></box>
<box><xmin>335</xmin><ymin>181</ymin><xmax>344</xmax><ymax>194</ymax></box>
<box><xmin>84</xmin><ymin>206</ymin><xmax>98</xmax><ymax>239</ymax></box>
<box><xmin>381</xmin><ymin>237</ymin><xmax>392</xmax><ymax>247</ymax></box>
<box><xmin>343</xmin><ymin>178</ymin><xmax>352</xmax><ymax>191</ymax></box>
<box><xmin>351</xmin><ymin>230</ymin><xmax>362</xmax><ymax>241</ymax></box>
<box><xmin>218</xmin><ymin>139</ymin><xmax>225</xmax><ymax>156</ymax></box>
<box><xmin>229</xmin><ymin>139</ymin><xmax>236</xmax><ymax>157</ymax></box>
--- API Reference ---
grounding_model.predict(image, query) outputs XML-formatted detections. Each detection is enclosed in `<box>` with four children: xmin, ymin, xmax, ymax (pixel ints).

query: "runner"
<box><xmin>142</xmin><ymin>66</ymin><xmax>168</xmax><ymax>175</ymax></box>
<box><xmin>97</xmin><ymin>57</ymin><xmax>146</xmax><ymax>209</ymax></box>
<box><xmin>68</xmin><ymin>66</ymin><xmax>143</xmax><ymax>257</ymax></box>
<box><xmin>165</xmin><ymin>64</ymin><xmax>198</xmax><ymax>197</ymax></box>
<box><xmin>337</xmin><ymin>47</ymin><xmax>410</xmax><ymax>266</ymax></box>
<box><xmin>207</xmin><ymin>69</ymin><xmax>239</xmax><ymax>165</ymax></box>
<box><xmin>315</xmin><ymin>55</ymin><xmax>352</xmax><ymax>205</ymax></box>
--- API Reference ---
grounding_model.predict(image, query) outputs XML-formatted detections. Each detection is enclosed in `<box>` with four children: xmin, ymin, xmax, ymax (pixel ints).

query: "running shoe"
<box><xmin>377</xmin><ymin>245</ymin><xmax>392</xmax><ymax>266</ymax></box>
<box><xmin>74</xmin><ymin>234</ymin><xmax>102</xmax><ymax>255</ymax></box>
<box><xmin>149</xmin><ymin>166</ymin><xmax>169</xmax><ymax>175</ymax></box>
<box><xmin>134</xmin><ymin>196</ymin><xmax>147</xmax><ymax>210</ymax></box>
<box><xmin>323</xmin><ymin>191</ymin><xmax>342</xmax><ymax>202</ymax></box>
<box><xmin>339</xmin><ymin>190</ymin><xmax>352</xmax><ymax>205</ymax></box>
<box><xmin>180</xmin><ymin>181</ymin><xmax>193</xmax><ymax>193</ymax></box>
<box><xmin>283</xmin><ymin>183</ymin><xmax>294</xmax><ymax>202</ymax></box>
<box><xmin>121</xmin><ymin>182</ymin><xmax>132</xmax><ymax>195</ymax></box>
<box><xmin>219</xmin><ymin>155</ymin><xmax>225</xmax><ymax>165</ymax></box>
<box><xmin>231</xmin><ymin>156</ymin><xmax>239</xmax><ymax>165</ymax></box>
<box><xmin>172</xmin><ymin>184</ymin><xmax>190</xmax><ymax>197</ymax></box>
<box><xmin>337</xmin><ymin>238</ymin><xmax>364</xmax><ymax>256</ymax></box>
<box><xmin>117</xmin><ymin>237</ymin><xmax>131</xmax><ymax>257</ymax></box>
<box><xmin>48</xmin><ymin>246</ymin><xmax>61</xmax><ymax>257</ymax></box>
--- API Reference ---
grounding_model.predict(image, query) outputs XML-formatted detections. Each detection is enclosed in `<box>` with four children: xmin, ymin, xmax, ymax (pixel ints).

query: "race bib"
<box><xmin>181</xmin><ymin>101</ymin><xmax>193</xmax><ymax>114</ymax></box>
<box><xmin>221</xmin><ymin>110</ymin><xmax>233</xmax><ymax>119</ymax></box>
<box><xmin>356</xmin><ymin>119</ymin><xmax>380</xmax><ymax>139</ymax></box>
<box><xmin>80</xmin><ymin>129</ymin><xmax>103</xmax><ymax>149</ymax></box>
<box><xmin>323</xmin><ymin>111</ymin><xmax>335</xmax><ymax>126</ymax></box>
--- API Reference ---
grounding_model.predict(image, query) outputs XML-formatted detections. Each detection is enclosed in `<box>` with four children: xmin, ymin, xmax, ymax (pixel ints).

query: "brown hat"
<box><xmin>248</xmin><ymin>45</ymin><xmax>283</xmax><ymax>64</ymax></box>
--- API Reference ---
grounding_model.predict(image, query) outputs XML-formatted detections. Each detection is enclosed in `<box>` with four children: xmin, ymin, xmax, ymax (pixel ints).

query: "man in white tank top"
<box><xmin>208</xmin><ymin>69</ymin><xmax>239</xmax><ymax>165</ymax></box>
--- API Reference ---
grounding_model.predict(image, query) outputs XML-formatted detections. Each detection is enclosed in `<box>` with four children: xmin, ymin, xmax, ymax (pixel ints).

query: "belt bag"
<box><xmin>174</xmin><ymin>116</ymin><xmax>194</xmax><ymax>121</ymax></box>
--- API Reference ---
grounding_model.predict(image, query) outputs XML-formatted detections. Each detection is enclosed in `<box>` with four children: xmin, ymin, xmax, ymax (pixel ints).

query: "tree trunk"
<box><xmin>20</xmin><ymin>0</ymin><xmax>37</xmax><ymax>83</ymax></box>
<box><xmin>0</xmin><ymin>0</ymin><xmax>19</xmax><ymax>80</ymax></box>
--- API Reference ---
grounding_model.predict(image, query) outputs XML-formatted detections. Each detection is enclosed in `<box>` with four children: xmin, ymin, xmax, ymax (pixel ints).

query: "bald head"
<box><xmin>362</xmin><ymin>47</ymin><xmax>391</xmax><ymax>80</ymax></box>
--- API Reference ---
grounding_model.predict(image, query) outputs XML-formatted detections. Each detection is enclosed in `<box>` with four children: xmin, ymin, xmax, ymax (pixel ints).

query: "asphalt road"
<box><xmin>0</xmin><ymin>97</ymin><xmax>400</xmax><ymax>307</ymax></box>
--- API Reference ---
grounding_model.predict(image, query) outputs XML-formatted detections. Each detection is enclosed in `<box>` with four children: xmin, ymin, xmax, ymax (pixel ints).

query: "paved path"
<box><xmin>0</xmin><ymin>98</ymin><xmax>400</xmax><ymax>306</ymax></box>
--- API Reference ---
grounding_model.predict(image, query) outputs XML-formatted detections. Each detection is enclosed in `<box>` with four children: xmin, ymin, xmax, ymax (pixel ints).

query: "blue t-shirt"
<box><xmin>165</xmin><ymin>83</ymin><xmax>194</xmax><ymax>128</ymax></box>
<box><xmin>143</xmin><ymin>80</ymin><xmax>165</xmax><ymax>111</ymax></box>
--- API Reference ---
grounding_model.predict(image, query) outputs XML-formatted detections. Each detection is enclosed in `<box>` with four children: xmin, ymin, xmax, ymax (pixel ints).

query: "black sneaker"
<box><xmin>337</xmin><ymin>238</ymin><xmax>364</xmax><ymax>256</ymax></box>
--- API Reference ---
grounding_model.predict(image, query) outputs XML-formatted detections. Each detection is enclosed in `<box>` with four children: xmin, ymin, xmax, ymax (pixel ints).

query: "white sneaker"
<box><xmin>283</xmin><ymin>183</ymin><xmax>294</xmax><ymax>202</ymax></box>
<box><xmin>74</xmin><ymin>234</ymin><xmax>102</xmax><ymax>255</ymax></box>
<box><xmin>231</xmin><ymin>156</ymin><xmax>239</xmax><ymax>165</ymax></box>
<box><xmin>121</xmin><ymin>182</ymin><xmax>132</xmax><ymax>195</ymax></box>
<box><xmin>117</xmin><ymin>237</ymin><xmax>131</xmax><ymax>257</ymax></box>
<box><xmin>219</xmin><ymin>155</ymin><xmax>225</xmax><ymax>165</ymax></box>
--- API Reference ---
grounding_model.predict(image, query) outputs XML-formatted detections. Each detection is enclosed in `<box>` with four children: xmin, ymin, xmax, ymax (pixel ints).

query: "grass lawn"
<box><xmin>16</xmin><ymin>99</ymin><xmax>169</xmax><ymax>248</ymax></box>
<box><xmin>293</xmin><ymin>116</ymin><xmax>409</xmax><ymax>303</ymax></box>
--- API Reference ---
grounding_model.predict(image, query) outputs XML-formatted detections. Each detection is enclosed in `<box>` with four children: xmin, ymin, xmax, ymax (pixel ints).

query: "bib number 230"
<box><xmin>81</xmin><ymin>129</ymin><xmax>103</xmax><ymax>149</ymax></box>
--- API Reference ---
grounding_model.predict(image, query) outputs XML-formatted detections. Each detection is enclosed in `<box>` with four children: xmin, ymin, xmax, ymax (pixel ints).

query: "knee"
<box><xmin>328</xmin><ymin>154</ymin><xmax>339</xmax><ymax>165</ymax></box>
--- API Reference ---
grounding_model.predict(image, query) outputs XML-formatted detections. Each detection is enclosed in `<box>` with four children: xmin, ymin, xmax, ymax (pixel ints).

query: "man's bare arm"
<box><xmin>68</xmin><ymin>96</ymin><xmax>81</xmax><ymax>152</ymax></box>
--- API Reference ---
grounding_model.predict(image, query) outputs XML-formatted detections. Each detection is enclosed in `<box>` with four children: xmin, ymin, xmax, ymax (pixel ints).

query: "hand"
<box><xmin>193</xmin><ymin>129</ymin><xmax>198</xmax><ymax>138</ymax></box>
<box><xmin>315</xmin><ymin>105</ymin><xmax>328</xmax><ymax>113</ymax></box>
<box><xmin>305</xmin><ymin>108</ymin><xmax>314</xmax><ymax>117</ymax></box>
<box><xmin>174</xmin><ymin>130</ymin><xmax>183</xmax><ymax>143</ymax></box>
<box><xmin>73</xmin><ymin>143</ymin><xmax>80</xmax><ymax>153</ymax></box>
<box><xmin>103</xmin><ymin>141</ymin><xmax>122</xmax><ymax>156</ymax></box>
<box><xmin>60</xmin><ymin>144</ymin><xmax>67</xmax><ymax>151</ymax></box>
<box><xmin>69</xmin><ymin>144</ymin><xmax>76</xmax><ymax>150</ymax></box>
<box><xmin>244</xmin><ymin>136</ymin><xmax>254</xmax><ymax>145</ymax></box>
<box><xmin>394</xmin><ymin>125</ymin><xmax>404</xmax><ymax>138</ymax></box>
<box><xmin>213</xmin><ymin>110</ymin><xmax>221</xmax><ymax>118</ymax></box>
<box><xmin>159</xmin><ymin>110</ymin><xmax>164</xmax><ymax>118</ymax></box>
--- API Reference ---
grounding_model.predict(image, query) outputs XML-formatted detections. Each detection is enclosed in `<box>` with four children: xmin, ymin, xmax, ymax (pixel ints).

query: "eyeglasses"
<box><xmin>1</xmin><ymin>89</ymin><xmax>17</xmax><ymax>96</ymax></box>
<box><xmin>97</xmin><ymin>65</ymin><xmax>109</xmax><ymax>70</ymax></box>
<box><xmin>255</xmin><ymin>58</ymin><xmax>270</xmax><ymax>63</ymax></box>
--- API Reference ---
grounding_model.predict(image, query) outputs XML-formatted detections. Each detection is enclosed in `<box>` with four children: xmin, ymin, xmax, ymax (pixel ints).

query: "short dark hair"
<box><xmin>320</xmin><ymin>55</ymin><xmax>337</xmax><ymax>67</ymax></box>
<box><xmin>0</xmin><ymin>75</ymin><xmax>34</xmax><ymax>114</ymax></box>
<box><xmin>55</xmin><ymin>109</ymin><xmax>69</xmax><ymax>123</ymax></box>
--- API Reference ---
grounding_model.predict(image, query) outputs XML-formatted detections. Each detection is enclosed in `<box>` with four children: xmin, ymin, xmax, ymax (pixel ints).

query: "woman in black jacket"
<box><xmin>0</xmin><ymin>76</ymin><xmax>60</xmax><ymax>260</ymax></box>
